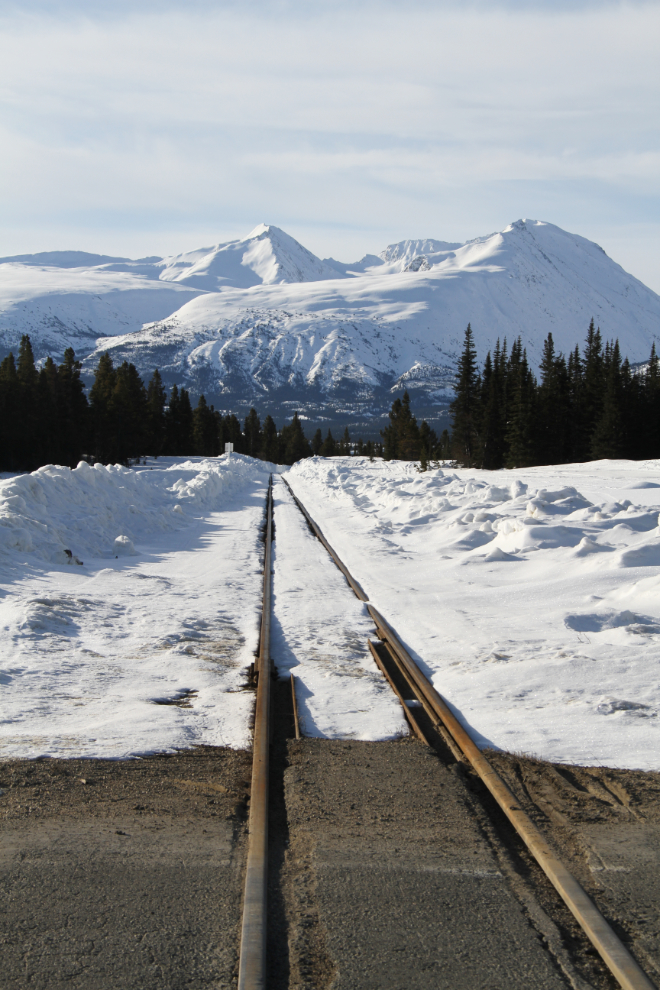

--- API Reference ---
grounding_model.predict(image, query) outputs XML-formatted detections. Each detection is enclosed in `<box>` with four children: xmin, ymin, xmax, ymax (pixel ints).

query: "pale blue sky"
<box><xmin>1</xmin><ymin>0</ymin><xmax>658</xmax><ymax>289</ymax></box>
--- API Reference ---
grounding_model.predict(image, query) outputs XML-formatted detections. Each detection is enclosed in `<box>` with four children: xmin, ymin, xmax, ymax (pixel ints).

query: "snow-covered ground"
<box><xmin>271</xmin><ymin>477</ymin><xmax>405</xmax><ymax>741</ymax></box>
<box><xmin>287</xmin><ymin>457</ymin><xmax>660</xmax><ymax>771</ymax></box>
<box><xmin>0</xmin><ymin>456</ymin><xmax>272</xmax><ymax>758</ymax></box>
<box><xmin>3</xmin><ymin>454</ymin><xmax>660</xmax><ymax>769</ymax></box>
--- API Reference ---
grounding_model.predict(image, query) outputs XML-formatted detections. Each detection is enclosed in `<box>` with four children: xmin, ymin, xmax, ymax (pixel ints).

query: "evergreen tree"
<box><xmin>438</xmin><ymin>429</ymin><xmax>451</xmax><ymax>461</ymax></box>
<box><xmin>89</xmin><ymin>352</ymin><xmax>118</xmax><ymax>462</ymax></box>
<box><xmin>164</xmin><ymin>385</ymin><xmax>194</xmax><ymax>455</ymax></box>
<box><xmin>243</xmin><ymin>408</ymin><xmax>262</xmax><ymax>458</ymax></box>
<box><xmin>58</xmin><ymin>348</ymin><xmax>88</xmax><ymax>466</ymax></box>
<box><xmin>37</xmin><ymin>356</ymin><xmax>60</xmax><ymax>467</ymax></box>
<box><xmin>479</xmin><ymin>345</ymin><xmax>507</xmax><ymax>469</ymax></box>
<box><xmin>580</xmin><ymin>319</ymin><xmax>605</xmax><ymax>458</ymax></box>
<box><xmin>419</xmin><ymin>419</ymin><xmax>437</xmax><ymax>463</ymax></box>
<box><xmin>178</xmin><ymin>389</ymin><xmax>194</xmax><ymax>454</ymax></box>
<box><xmin>280</xmin><ymin>412</ymin><xmax>311</xmax><ymax>464</ymax></box>
<box><xmin>311</xmin><ymin>428</ymin><xmax>323</xmax><ymax>455</ymax></box>
<box><xmin>222</xmin><ymin>413</ymin><xmax>244</xmax><ymax>453</ymax></box>
<box><xmin>320</xmin><ymin>429</ymin><xmax>336</xmax><ymax>457</ymax></box>
<box><xmin>193</xmin><ymin>395</ymin><xmax>218</xmax><ymax>456</ymax></box>
<box><xmin>566</xmin><ymin>344</ymin><xmax>584</xmax><ymax>462</ymax></box>
<box><xmin>537</xmin><ymin>333</ymin><xmax>570</xmax><ymax>464</ymax></box>
<box><xmin>340</xmin><ymin>426</ymin><xmax>351</xmax><ymax>455</ymax></box>
<box><xmin>381</xmin><ymin>391</ymin><xmax>421</xmax><ymax>460</ymax></box>
<box><xmin>591</xmin><ymin>341</ymin><xmax>623</xmax><ymax>459</ymax></box>
<box><xmin>504</xmin><ymin>338</ymin><xmax>536</xmax><ymax>468</ymax></box>
<box><xmin>261</xmin><ymin>415</ymin><xmax>279</xmax><ymax>462</ymax></box>
<box><xmin>0</xmin><ymin>353</ymin><xmax>20</xmax><ymax>470</ymax></box>
<box><xmin>146</xmin><ymin>370</ymin><xmax>167</xmax><ymax>456</ymax></box>
<box><xmin>450</xmin><ymin>324</ymin><xmax>481</xmax><ymax>467</ymax></box>
<box><xmin>644</xmin><ymin>344</ymin><xmax>660</xmax><ymax>457</ymax></box>
<box><xmin>113</xmin><ymin>361</ymin><xmax>147</xmax><ymax>462</ymax></box>
<box><xmin>16</xmin><ymin>335</ymin><xmax>40</xmax><ymax>469</ymax></box>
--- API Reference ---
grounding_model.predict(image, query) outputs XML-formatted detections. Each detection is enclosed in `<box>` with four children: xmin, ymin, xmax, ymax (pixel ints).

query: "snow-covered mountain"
<box><xmin>2</xmin><ymin>219</ymin><xmax>659</xmax><ymax>426</ymax></box>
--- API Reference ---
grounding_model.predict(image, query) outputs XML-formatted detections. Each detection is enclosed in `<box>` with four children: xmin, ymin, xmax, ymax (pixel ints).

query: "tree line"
<box><xmin>0</xmin><ymin>336</ymin><xmax>386</xmax><ymax>471</ymax></box>
<box><xmin>3</xmin><ymin>320</ymin><xmax>657</xmax><ymax>473</ymax></box>
<box><xmin>449</xmin><ymin>320</ymin><xmax>660</xmax><ymax>468</ymax></box>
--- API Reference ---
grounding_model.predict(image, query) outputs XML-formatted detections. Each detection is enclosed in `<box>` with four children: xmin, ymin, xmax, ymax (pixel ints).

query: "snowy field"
<box><xmin>0</xmin><ymin>456</ymin><xmax>271</xmax><ymax>758</ymax></box>
<box><xmin>3</xmin><ymin>454</ymin><xmax>660</xmax><ymax>769</ymax></box>
<box><xmin>288</xmin><ymin>457</ymin><xmax>660</xmax><ymax>770</ymax></box>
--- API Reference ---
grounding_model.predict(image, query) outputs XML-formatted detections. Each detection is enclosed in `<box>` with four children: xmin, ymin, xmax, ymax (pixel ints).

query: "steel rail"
<box><xmin>290</xmin><ymin>673</ymin><xmax>301</xmax><ymax>740</ymax></box>
<box><xmin>284</xmin><ymin>477</ymin><xmax>656</xmax><ymax>990</ymax></box>
<box><xmin>237</xmin><ymin>477</ymin><xmax>273</xmax><ymax>990</ymax></box>
<box><xmin>281</xmin><ymin>476</ymin><xmax>368</xmax><ymax>601</ymax></box>
<box><xmin>367</xmin><ymin>604</ymin><xmax>655</xmax><ymax>990</ymax></box>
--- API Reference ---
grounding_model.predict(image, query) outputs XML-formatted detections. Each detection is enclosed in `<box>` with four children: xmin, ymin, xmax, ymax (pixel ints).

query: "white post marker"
<box><xmin>225</xmin><ymin>442</ymin><xmax>234</xmax><ymax>455</ymax></box>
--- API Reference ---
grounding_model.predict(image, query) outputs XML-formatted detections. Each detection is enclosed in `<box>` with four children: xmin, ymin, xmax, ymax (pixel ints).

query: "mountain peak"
<box><xmin>243</xmin><ymin>223</ymin><xmax>271</xmax><ymax>240</ymax></box>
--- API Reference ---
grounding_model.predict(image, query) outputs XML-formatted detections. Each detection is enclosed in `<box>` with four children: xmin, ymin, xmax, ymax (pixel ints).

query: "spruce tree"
<box><xmin>89</xmin><ymin>352</ymin><xmax>118</xmax><ymax>462</ymax></box>
<box><xmin>16</xmin><ymin>335</ymin><xmax>40</xmax><ymax>469</ymax></box>
<box><xmin>381</xmin><ymin>391</ymin><xmax>421</xmax><ymax>460</ymax></box>
<box><xmin>580</xmin><ymin>319</ymin><xmax>605</xmax><ymax>458</ymax></box>
<box><xmin>37</xmin><ymin>357</ymin><xmax>60</xmax><ymax>467</ymax></box>
<box><xmin>504</xmin><ymin>338</ymin><xmax>536</xmax><ymax>468</ymax></box>
<box><xmin>419</xmin><ymin>419</ymin><xmax>437</xmax><ymax>462</ymax></box>
<box><xmin>591</xmin><ymin>341</ymin><xmax>623</xmax><ymax>459</ymax></box>
<box><xmin>193</xmin><ymin>395</ymin><xmax>217</xmax><ymax>456</ymax></box>
<box><xmin>320</xmin><ymin>430</ymin><xmax>336</xmax><ymax>457</ymax></box>
<box><xmin>450</xmin><ymin>324</ymin><xmax>481</xmax><ymax>467</ymax></box>
<box><xmin>261</xmin><ymin>415</ymin><xmax>279</xmax><ymax>462</ymax></box>
<box><xmin>280</xmin><ymin>412</ymin><xmax>311</xmax><ymax>464</ymax></box>
<box><xmin>243</xmin><ymin>408</ymin><xmax>262</xmax><ymax>458</ymax></box>
<box><xmin>146</xmin><ymin>369</ymin><xmax>167</xmax><ymax>457</ymax></box>
<box><xmin>537</xmin><ymin>333</ymin><xmax>570</xmax><ymax>464</ymax></box>
<box><xmin>178</xmin><ymin>389</ymin><xmax>194</xmax><ymax>453</ymax></box>
<box><xmin>0</xmin><ymin>353</ymin><xmax>20</xmax><ymax>470</ymax></box>
<box><xmin>113</xmin><ymin>361</ymin><xmax>147</xmax><ymax>462</ymax></box>
<box><xmin>644</xmin><ymin>344</ymin><xmax>660</xmax><ymax>457</ymax></box>
<box><xmin>566</xmin><ymin>344</ymin><xmax>584</xmax><ymax>462</ymax></box>
<box><xmin>58</xmin><ymin>348</ymin><xmax>88</xmax><ymax>466</ymax></box>
<box><xmin>311</xmin><ymin>428</ymin><xmax>323</xmax><ymax>455</ymax></box>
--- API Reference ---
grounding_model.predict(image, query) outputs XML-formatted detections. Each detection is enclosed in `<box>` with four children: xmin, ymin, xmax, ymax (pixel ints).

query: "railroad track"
<box><xmin>237</xmin><ymin>474</ymin><xmax>656</xmax><ymax>990</ymax></box>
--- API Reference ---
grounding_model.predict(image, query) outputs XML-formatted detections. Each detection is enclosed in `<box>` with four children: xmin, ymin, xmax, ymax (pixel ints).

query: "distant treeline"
<box><xmin>448</xmin><ymin>320</ymin><xmax>660</xmax><ymax>469</ymax></box>
<box><xmin>0</xmin><ymin>336</ymin><xmax>384</xmax><ymax>471</ymax></box>
<box><xmin>3</xmin><ymin>320</ymin><xmax>658</xmax><ymax>473</ymax></box>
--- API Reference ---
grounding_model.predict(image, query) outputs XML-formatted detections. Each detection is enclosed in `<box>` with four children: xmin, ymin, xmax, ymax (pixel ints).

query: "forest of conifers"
<box><xmin>1</xmin><ymin>320</ymin><xmax>659</xmax><ymax>472</ymax></box>
<box><xmin>447</xmin><ymin>320</ymin><xmax>660</xmax><ymax>469</ymax></box>
<box><xmin>0</xmin><ymin>336</ymin><xmax>381</xmax><ymax>471</ymax></box>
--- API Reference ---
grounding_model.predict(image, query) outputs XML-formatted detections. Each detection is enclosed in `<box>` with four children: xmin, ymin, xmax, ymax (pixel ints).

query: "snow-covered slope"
<box><xmin>0</xmin><ymin>264</ymin><xmax>202</xmax><ymax>362</ymax></box>
<box><xmin>2</xmin><ymin>220</ymin><xmax>659</xmax><ymax>422</ymax></box>
<box><xmin>157</xmin><ymin>224</ymin><xmax>343</xmax><ymax>291</ymax></box>
<box><xmin>84</xmin><ymin>220</ymin><xmax>660</xmax><ymax>418</ymax></box>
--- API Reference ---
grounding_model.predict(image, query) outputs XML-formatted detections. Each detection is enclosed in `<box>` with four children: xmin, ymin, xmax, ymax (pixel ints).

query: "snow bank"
<box><xmin>0</xmin><ymin>455</ymin><xmax>274</xmax><ymax>759</ymax></box>
<box><xmin>0</xmin><ymin>454</ymin><xmax>270</xmax><ymax>565</ymax></box>
<box><xmin>287</xmin><ymin>457</ymin><xmax>660</xmax><ymax>770</ymax></box>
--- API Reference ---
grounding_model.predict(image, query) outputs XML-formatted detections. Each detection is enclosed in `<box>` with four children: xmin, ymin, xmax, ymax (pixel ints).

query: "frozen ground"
<box><xmin>0</xmin><ymin>456</ymin><xmax>271</xmax><ymax>758</ymax></box>
<box><xmin>287</xmin><ymin>457</ymin><xmax>660</xmax><ymax>771</ymax></box>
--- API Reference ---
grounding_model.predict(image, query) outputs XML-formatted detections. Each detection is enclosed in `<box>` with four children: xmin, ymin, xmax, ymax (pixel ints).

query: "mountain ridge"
<box><xmin>1</xmin><ymin>219</ymin><xmax>658</xmax><ymax>428</ymax></box>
